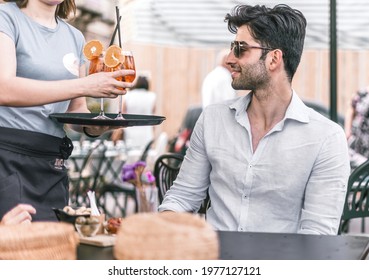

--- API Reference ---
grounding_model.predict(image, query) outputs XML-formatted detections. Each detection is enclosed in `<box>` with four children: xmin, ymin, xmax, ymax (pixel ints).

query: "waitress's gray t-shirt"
<box><xmin>0</xmin><ymin>3</ymin><xmax>86</xmax><ymax>138</ymax></box>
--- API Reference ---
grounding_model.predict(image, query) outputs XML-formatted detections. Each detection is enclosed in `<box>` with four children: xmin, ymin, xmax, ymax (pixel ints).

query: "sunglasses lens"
<box><xmin>235</xmin><ymin>44</ymin><xmax>240</xmax><ymax>58</ymax></box>
<box><xmin>231</xmin><ymin>42</ymin><xmax>240</xmax><ymax>58</ymax></box>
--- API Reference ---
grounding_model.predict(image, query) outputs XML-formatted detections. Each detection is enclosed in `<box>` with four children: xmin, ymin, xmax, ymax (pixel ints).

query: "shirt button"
<box><xmin>243</xmin><ymin>195</ymin><xmax>247</xmax><ymax>199</ymax></box>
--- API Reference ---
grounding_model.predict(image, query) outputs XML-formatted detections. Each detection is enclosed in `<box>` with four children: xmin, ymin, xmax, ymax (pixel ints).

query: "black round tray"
<box><xmin>50</xmin><ymin>113</ymin><xmax>166</xmax><ymax>127</ymax></box>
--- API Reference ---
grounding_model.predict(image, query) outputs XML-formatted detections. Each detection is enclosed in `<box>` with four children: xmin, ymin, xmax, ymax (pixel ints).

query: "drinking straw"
<box><xmin>115</xmin><ymin>6</ymin><xmax>122</xmax><ymax>48</ymax></box>
<box><xmin>115</xmin><ymin>6</ymin><xmax>125</xmax><ymax>120</ymax></box>
<box><xmin>109</xmin><ymin>15</ymin><xmax>122</xmax><ymax>46</ymax></box>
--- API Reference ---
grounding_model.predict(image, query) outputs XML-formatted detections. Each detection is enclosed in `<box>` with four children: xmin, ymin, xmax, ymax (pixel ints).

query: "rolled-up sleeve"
<box><xmin>158</xmin><ymin>113</ymin><xmax>211</xmax><ymax>213</ymax></box>
<box><xmin>298</xmin><ymin>129</ymin><xmax>350</xmax><ymax>235</ymax></box>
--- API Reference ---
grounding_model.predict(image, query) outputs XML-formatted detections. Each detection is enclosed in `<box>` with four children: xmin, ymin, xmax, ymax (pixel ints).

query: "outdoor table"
<box><xmin>77</xmin><ymin>231</ymin><xmax>369</xmax><ymax>260</ymax></box>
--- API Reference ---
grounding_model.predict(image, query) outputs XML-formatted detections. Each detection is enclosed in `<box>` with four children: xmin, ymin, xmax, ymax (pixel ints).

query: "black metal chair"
<box><xmin>68</xmin><ymin>141</ymin><xmax>106</xmax><ymax>206</ymax></box>
<box><xmin>153</xmin><ymin>152</ymin><xmax>210</xmax><ymax>214</ymax></box>
<box><xmin>97</xmin><ymin>183</ymin><xmax>138</xmax><ymax>219</ymax></box>
<box><xmin>154</xmin><ymin>153</ymin><xmax>184</xmax><ymax>204</ymax></box>
<box><xmin>339</xmin><ymin>159</ymin><xmax>369</xmax><ymax>234</ymax></box>
<box><xmin>198</xmin><ymin>192</ymin><xmax>210</xmax><ymax>215</ymax></box>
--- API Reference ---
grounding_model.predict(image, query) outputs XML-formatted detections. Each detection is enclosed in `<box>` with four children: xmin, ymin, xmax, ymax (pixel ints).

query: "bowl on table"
<box><xmin>75</xmin><ymin>216</ymin><xmax>101</xmax><ymax>237</ymax></box>
<box><xmin>52</xmin><ymin>207</ymin><xmax>91</xmax><ymax>225</ymax></box>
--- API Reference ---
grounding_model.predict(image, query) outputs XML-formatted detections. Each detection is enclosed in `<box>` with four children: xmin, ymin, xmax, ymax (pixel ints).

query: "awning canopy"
<box><xmin>119</xmin><ymin>0</ymin><xmax>369</xmax><ymax>50</ymax></box>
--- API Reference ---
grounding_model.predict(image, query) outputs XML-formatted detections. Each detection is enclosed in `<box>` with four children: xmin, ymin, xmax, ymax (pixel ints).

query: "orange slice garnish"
<box><xmin>83</xmin><ymin>40</ymin><xmax>104</xmax><ymax>60</ymax></box>
<box><xmin>104</xmin><ymin>45</ymin><xmax>122</xmax><ymax>68</ymax></box>
<box><xmin>88</xmin><ymin>54</ymin><xmax>105</xmax><ymax>74</ymax></box>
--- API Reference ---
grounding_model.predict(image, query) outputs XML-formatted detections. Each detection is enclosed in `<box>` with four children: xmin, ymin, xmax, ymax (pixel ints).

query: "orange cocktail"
<box><xmin>120</xmin><ymin>50</ymin><xmax>136</xmax><ymax>84</ymax></box>
<box><xmin>83</xmin><ymin>41</ymin><xmax>137</xmax><ymax>120</ymax></box>
<box><xmin>83</xmin><ymin>40</ymin><xmax>110</xmax><ymax>119</ymax></box>
<box><xmin>104</xmin><ymin>46</ymin><xmax>136</xmax><ymax>119</ymax></box>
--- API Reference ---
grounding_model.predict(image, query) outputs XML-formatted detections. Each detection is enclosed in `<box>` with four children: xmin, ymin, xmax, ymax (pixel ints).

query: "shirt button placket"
<box><xmin>240</xmin><ymin>162</ymin><xmax>253</xmax><ymax>232</ymax></box>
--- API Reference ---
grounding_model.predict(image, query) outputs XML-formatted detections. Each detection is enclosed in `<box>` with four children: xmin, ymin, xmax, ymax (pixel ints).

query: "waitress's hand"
<box><xmin>83</xmin><ymin>69</ymin><xmax>135</xmax><ymax>98</ymax></box>
<box><xmin>1</xmin><ymin>204</ymin><xmax>36</xmax><ymax>225</ymax></box>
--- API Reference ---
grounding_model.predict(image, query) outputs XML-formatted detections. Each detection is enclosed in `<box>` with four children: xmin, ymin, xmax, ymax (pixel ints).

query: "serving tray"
<box><xmin>50</xmin><ymin>113</ymin><xmax>166</xmax><ymax>127</ymax></box>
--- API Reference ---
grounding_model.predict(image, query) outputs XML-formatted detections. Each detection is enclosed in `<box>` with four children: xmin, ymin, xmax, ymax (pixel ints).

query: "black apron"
<box><xmin>0</xmin><ymin>127</ymin><xmax>73</xmax><ymax>221</ymax></box>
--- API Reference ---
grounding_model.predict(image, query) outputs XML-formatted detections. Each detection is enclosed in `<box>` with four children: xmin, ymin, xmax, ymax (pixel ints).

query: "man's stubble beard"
<box><xmin>231</xmin><ymin>59</ymin><xmax>270</xmax><ymax>93</ymax></box>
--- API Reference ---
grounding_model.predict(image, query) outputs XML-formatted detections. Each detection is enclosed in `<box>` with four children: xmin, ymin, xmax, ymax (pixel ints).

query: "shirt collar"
<box><xmin>229</xmin><ymin>90</ymin><xmax>310</xmax><ymax>124</ymax></box>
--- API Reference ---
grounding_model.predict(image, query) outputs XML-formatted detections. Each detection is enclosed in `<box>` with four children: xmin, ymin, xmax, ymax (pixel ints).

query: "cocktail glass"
<box><xmin>115</xmin><ymin>50</ymin><xmax>136</xmax><ymax>120</ymax></box>
<box><xmin>88</xmin><ymin>52</ymin><xmax>111</xmax><ymax>120</ymax></box>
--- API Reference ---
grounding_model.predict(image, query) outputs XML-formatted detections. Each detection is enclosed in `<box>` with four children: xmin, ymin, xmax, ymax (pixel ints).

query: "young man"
<box><xmin>159</xmin><ymin>4</ymin><xmax>350</xmax><ymax>235</ymax></box>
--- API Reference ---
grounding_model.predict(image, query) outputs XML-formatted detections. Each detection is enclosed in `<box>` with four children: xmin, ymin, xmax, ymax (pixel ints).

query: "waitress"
<box><xmin>0</xmin><ymin>0</ymin><xmax>134</xmax><ymax>221</ymax></box>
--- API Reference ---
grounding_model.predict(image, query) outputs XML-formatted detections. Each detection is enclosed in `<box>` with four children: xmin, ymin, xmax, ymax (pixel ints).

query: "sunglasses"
<box><xmin>230</xmin><ymin>41</ymin><xmax>273</xmax><ymax>58</ymax></box>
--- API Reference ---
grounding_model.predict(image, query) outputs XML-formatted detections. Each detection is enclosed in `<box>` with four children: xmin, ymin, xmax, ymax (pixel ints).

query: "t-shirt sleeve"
<box><xmin>0</xmin><ymin>7</ymin><xmax>18</xmax><ymax>43</ymax></box>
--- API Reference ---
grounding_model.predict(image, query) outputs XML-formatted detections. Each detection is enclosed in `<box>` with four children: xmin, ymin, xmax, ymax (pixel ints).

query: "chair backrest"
<box><xmin>97</xmin><ymin>183</ymin><xmax>137</xmax><ymax>219</ymax></box>
<box><xmin>69</xmin><ymin>141</ymin><xmax>106</xmax><ymax>205</ymax></box>
<box><xmin>339</xmin><ymin>160</ymin><xmax>369</xmax><ymax>234</ymax></box>
<box><xmin>153</xmin><ymin>153</ymin><xmax>184</xmax><ymax>204</ymax></box>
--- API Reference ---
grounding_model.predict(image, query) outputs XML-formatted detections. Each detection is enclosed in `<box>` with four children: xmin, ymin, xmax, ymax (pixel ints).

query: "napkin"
<box><xmin>87</xmin><ymin>190</ymin><xmax>100</xmax><ymax>216</ymax></box>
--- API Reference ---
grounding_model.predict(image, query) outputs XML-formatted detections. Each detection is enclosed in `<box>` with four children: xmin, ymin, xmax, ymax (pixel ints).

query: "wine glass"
<box><xmin>88</xmin><ymin>52</ymin><xmax>111</xmax><ymax>120</ymax></box>
<box><xmin>115</xmin><ymin>50</ymin><xmax>136</xmax><ymax>120</ymax></box>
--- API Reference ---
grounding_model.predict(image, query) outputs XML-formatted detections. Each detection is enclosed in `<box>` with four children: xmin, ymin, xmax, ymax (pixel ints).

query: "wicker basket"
<box><xmin>114</xmin><ymin>212</ymin><xmax>219</xmax><ymax>260</ymax></box>
<box><xmin>0</xmin><ymin>222</ymin><xmax>79</xmax><ymax>260</ymax></box>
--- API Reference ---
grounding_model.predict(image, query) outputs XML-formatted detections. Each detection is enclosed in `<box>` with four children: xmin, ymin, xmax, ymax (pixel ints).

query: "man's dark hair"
<box><xmin>225</xmin><ymin>4</ymin><xmax>307</xmax><ymax>82</ymax></box>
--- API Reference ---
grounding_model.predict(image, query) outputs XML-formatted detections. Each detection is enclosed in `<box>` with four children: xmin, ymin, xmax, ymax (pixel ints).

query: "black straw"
<box><xmin>115</xmin><ymin>6</ymin><xmax>122</xmax><ymax>48</ymax></box>
<box><xmin>109</xmin><ymin>15</ymin><xmax>122</xmax><ymax>46</ymax></box>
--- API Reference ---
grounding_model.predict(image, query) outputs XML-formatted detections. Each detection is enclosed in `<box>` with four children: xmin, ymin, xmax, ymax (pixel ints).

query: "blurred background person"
<box><xmin>169</xmin><ymin>105</ymin><xmax>202</xmax><ymax>156</ymax></box>
<box><xmin>345</xmin><ymin>87</ymin><xmax>369</xmax><ymax>169</ymax></box>
<box><xmin>201</xmin><ymin>48</ymin><xmax>237</xmax><ymax>108</ymax></box>
<box><xmin>111</xmin><ymin>75</ymin><xmax>157</xmax><ymax>150</ymax></box>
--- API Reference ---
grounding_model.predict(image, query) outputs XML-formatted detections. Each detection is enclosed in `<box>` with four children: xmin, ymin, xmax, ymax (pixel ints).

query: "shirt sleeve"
<box><xmin>158</xmin><ymin>112</ymin><xmax>211</xmax><ymax>212</ymax></box>
<box><xmin>0</xmin><ymin>7</ymin><xmax>18</xmax><ymax>43</ymax></box>
<box><xmin>298</xmin><ymin>128</ymin><xmax>350</xmax><ymax>235</ymax></box>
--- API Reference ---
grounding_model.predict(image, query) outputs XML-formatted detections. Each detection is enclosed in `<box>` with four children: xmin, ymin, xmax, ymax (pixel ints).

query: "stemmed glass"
<box><xmin>115</xmin><ymin>50</ymin><xmax>136</xmax><ymax>120</ymax></box>
<box><xmin>88</xmin><ymin>52</ymin><xmax>111</xmax><ymax>120</ymax></box>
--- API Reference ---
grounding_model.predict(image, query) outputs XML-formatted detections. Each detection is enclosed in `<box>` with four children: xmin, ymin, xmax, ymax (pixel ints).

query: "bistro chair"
<box><xmin>97</xmin><ymin>183</ymin><xmax>138</xmax><ymax>219</ymax></box>
<box><xmin>339</xmin><ymin>159</ymin><xmax>369</xmax><ymax>234</ymax></box>
<box><xmin>198</xmin><ymin>192</ymin><xmax>211</xmax><ymax>215</ymax></box>
<box><xmin>154</xmin><ymin>153</ymin><xmax>184</xmax><ymax>204</ymax></box>
<box><xmin>68</xmin><ymin>141</ymin><xmax>106</xmax><ymax>206</ymax></box>
<box><xmin>153</xmin><ymin>152</ymin><xmax>210</xmax><ymax>214</ymax></box>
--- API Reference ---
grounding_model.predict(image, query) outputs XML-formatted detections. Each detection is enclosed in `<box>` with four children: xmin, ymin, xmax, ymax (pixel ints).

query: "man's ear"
<box><xmin>268</xmin><ymin>49</ymin><xmax>283</xmax><ymax>70</ymax></box>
